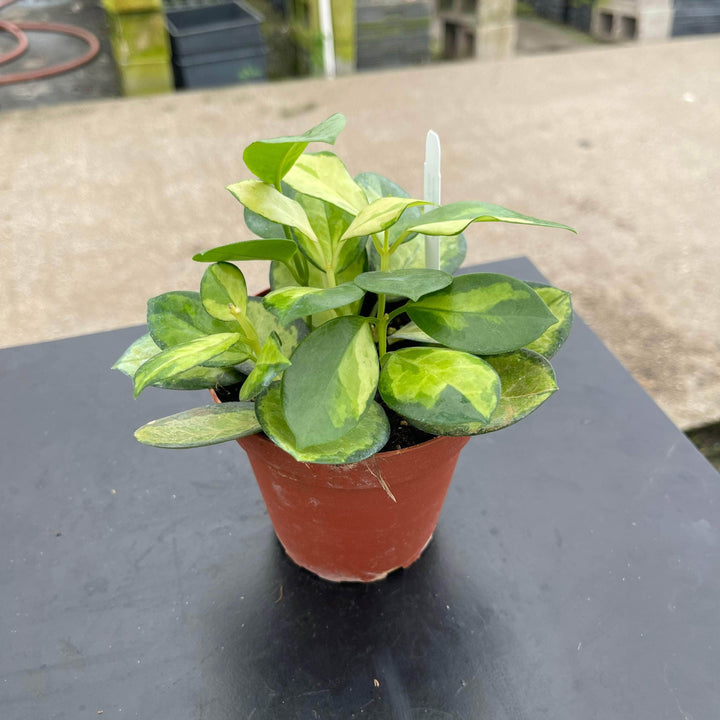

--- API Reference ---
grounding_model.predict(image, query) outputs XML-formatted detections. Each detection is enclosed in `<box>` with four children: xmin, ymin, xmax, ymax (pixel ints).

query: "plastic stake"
<box><xmin>424</xmin><ymin>130</ymin><xmax>441</xmax><ymax>270</ymax></box>
<box><xmin>318</xmin><ymin>0</ymin><xmax>336</xmax><ymax>79</ymax></box>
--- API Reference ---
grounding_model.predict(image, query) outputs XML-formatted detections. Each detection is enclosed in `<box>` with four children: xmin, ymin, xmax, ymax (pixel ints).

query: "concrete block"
<box><xmin>437</xmin><ymin>0</ymin><xmax>517</xmax><ymax>59</ymax></box>
<box><xmin>476</xmin><ymin>20</ymin><xmax>517</xmax><ymax>59</ymax></box>
<box><xmin>592</xmin><ymin>0</ymin><xmax>673</xmax><ymax>41</ymax></box>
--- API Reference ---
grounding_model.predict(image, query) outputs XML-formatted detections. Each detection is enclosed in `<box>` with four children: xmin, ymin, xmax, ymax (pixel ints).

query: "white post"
<box><xmin>424</xmin><ymin>130</ymin><xmax>441</xmax><ymax>270</ymax></box>
<box><xmin>318</xmin><ymin>0</ymin><xmax>336</xmax><ymax>80</ymax></box>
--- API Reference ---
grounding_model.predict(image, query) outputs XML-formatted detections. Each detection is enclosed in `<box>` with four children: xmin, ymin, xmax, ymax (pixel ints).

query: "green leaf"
<box><xmin>269</xmin><ymin>252</ymin><xmax>367</xmax><ymax>325</ymax></box>
<box><xmin>240</xmin><ymin>297</ymin><xmax>308</xmax><ymax>371</ymax></box>
<box><xmin>406</xmin><ymin>201</ymin><xmax>577</xmax><ymax>236</ymax></box>
<box><xmin>388</xmin><ymin>321</ymin><xmax>439</xmax><ymax>346</ymax></box>
<box><xmin>355</xmin><ymin>172</ymin><xmax>467</xmax><ymax>275</ymax></box>
<box><xmin>113</xmin><ymin>333</ymin><xmax>161</xmax><ymax>376</ymax></box>
<box><xmin>524</xmin><ymin>282</ymin><xmax>574</xmax><ymax>359</ymax></box>
<box><xmin>112</xmin><ymin>333</ymin><xmax>244</xmax><ymax>390</ymax></box>
<box><xmin>341</xmin><ymin>197</ymin><xmax>430</xmax><ymax>241</ymax></box>
<box><xmin>379</xmin><ymin>347</ymin><xmax>500</xmax><ymax>435</ymax></box>
<box><xmin>354</xmin><ymin>269</ymin><xmax>452</xmax><ymax>302</ymax></box>
<box><xmin>193</xmin><ymin>239</ymin><xmax>297</xmax><ymax>264</ymax></box>
<box><xmin>243</xmin><ymin>113</ymin><xmax>346</xmax><ymax>187</ymax></box>
<box><xmin>264</xmin><ymin>283</ymin><xmax>365</xmax><ymax>325</ymax></box>
<box><xmin>244</xmin><ymin>206</ymin><xmax>285</xmax><ymax>239</ymax></box>
<box><xmin>200</xmin><ymin>262</ymin><xmax>247</xmax><ymax>321</ymax></box>
<box><xmin>355</xmin><ymin>171</ymin><xmax>408</xmax><ymax>204</ymax></box>
<box><xmin>256</xmin><ymin>384</ymin><xmax>389</xmax><ymax>464</ymax></box>
<box><xmin>284</xmin><ymin>152</ymin><xmax>368</xmax><ymax>215</ymax></box>
<box><xmin>282</xmin><ymin>316</ymin><xmax>379</xmax><ymax>449</ymax></box>
<box><xmin>148</xmin><ymin>291</ymin><xmax>250</xmax><ymax>367</ymax></box>
<box><xmin>295</xmin><ymin>193</ymin><xmax>349</xmax><ymax>271</ymax></box>
<box><xmin>226</xmin><ymin>180</ymin><xmax>318</xmax><ymax>242</ymax></box>
<box><xmin>355</xmin><ymin>171</ymin><xmax>423</xmax><ymax>247</ymax></box>
<box><xmin>152</xmin><ymin>366</ymin><xmax>246</xmax><ymax>392</ymax></box>
<box><xmin>294</xmin><ymin>191</ymin><xmax>364</xmax><ymax>273</ymax></box>
<box><xmin>368</xmin><ymin>231</ymin><xmax>467</xmax><ymax>275</ymax></box>
<box><xmin>479</xmin><ymin>349</ymin><xmax>558</xmax><ymax>433</ymax></box>
<box><xmin>406</xmin><ymin>273</ymin><xmax>558</xmax><ymax>355</ymax></box>
<box><xmin>238</xmin><ymin>332</ymin><xmax>291</xmax><ymax>401</ymax></box>
<box><xmin>135</xmin><ymin>403</ymin><xmax>261</xmax><ymax>448</ymax></box>
<box><xmin>133</xmin><ymin>333</ymin><xmax>242</xmax><ymax>397</ymax></box>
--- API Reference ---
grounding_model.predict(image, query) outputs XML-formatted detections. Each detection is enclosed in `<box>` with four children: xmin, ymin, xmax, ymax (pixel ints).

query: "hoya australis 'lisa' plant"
<box><xmin>114</xmin><ymin>113</ymin><xmax>576</xmax><ymax>466</ymax></box>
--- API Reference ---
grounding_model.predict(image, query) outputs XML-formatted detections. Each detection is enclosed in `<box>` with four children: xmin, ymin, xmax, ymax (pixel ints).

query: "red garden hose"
<box><xmin>0</xmin><ymin>0</ymin><xmax>100</xmax><ymax>86</ymax></box>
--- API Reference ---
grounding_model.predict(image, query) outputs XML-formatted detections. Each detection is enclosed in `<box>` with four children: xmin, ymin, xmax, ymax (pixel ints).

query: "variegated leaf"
<box><xmin>406</xmin><ymin>201</ymin><xmax>577</xmax><ymax>236</ymax></box>
<box><xmin>256</xmin><ymin>385</ymin><xmax>389</xmax><ymax>464</ymax></box>
<box><xmin>244</xmin><ymin>206</ymin><xmax>285</xmax><ymax>239</ymax></box>
<box><xmin>193</xmin><ymin>239</ymin><xmax>297</xmax><ymax>264</ymax></box>
<box><xmin>282</xmin><ymin>316</ymin><xmax>379</xmax><ymax>449</ymax></box>
<box><xmin>113</xmin><ymin>333</ymin><xmax>162</xmax><ymax>376</ymax></box>
<box><xmin>379</xmin><ymin>347</ymin><xmax>500</xmax><ymax>435</ymax></box>
<box><xmin>479</xmin><ymin>349</ymin><xmax>558</xmax><ymax>433</ymax></box>
<box><xmin>341</xmin><ymin>197</ymin><xmax>430</xmax><ymax>241</ymax></box>
<box><xmin>133</xmin><ymin>332</ymin><xmax>242</xmax><ymax>397</ymax></box>
<box><xmin>388</xmin><ymin>321</ymin><xmax>439</xmax><ymax>346</ymax></box>
<box><xmin>367</xmin><ymin>230</ymin><xmax>467</xmax><ymax>276</ymax></box>
<box><xmin>285</xmin><ymin>152</ymin><xmax>368</xmax><ymax>215</ymax></box>
<box><xmin>242</xmin><ymin>297</ymin><xmax>307</xmax><ymax>368</ymax></box>
<box><xmin>355</xmin><ymin>171</ymin><xmax>423</xmax><ymax>248</ymax></box>
<box><xmin>200</xmin><ymin>262</ymin><xmax>247</xmax><ymax>321</ymax></box>
<box><xmin>238</xmin><ymin>332</ymin><xmax>291</xmax><ymax>401</ymax></box>
<box><xmin>524</xmin><ymin>282</ymin><xmax>574</xmax><ymax>359</ymax></box>
<box><xmin>148</xmin><ymin>291</ymin><xmax>250</xmax><ymax>367</ymax></box>
<box><xmin>112</xmin><ymin>333</ymin><xmax>244</xmax><ymax>390</ymax></box>
<box><xmin>135</xmin><ymin>403</ymin><xmax>261</xmax><ymax>448</ymax></box>
<box><xmin>264</xmin><ymin>283</ymin><xmax>365</xmax><ymax>325</ymax></box>
<box><xmin>354</xmin><ymin>269</ymin><xmax>452</xmax><ymax>302</ymax></box>
<box><xmin>355</xmin><ymin>171</ymin><xmax>466</xmax><ymax>274</ymax></box>
<box><xmin>296</xmin><ymin>193</ymin><xmax>350</xmax><ymax>271</ymax></box>
<box><xmin>269</xmin><ymin>252</ymin><xmax>367</xmax><ymax>325</ymax></box>
<box><xmin>355</xmin><ymin>171</ymin><xmax>408</xmax><ymax>204</ymax></box>
<box><xmin>242</xmin><ymin>113</ymin><xmax>346</xmax><ymax>186</ymax></box>
<box><xmin>226</xmin><ymin>180</ymin><xmax>318</xmax><ymax>242</ymax></box>
<box><xmin>406</xmin><ymin>273</ymin><xmax>558</xmax><ymax>355</ymax></box>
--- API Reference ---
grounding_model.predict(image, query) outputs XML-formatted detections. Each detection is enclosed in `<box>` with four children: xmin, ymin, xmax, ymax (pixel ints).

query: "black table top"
<box><xmin>2</xmin><ymin>257</ymin><xmax>719</xmax><ymax>720</ymax></box>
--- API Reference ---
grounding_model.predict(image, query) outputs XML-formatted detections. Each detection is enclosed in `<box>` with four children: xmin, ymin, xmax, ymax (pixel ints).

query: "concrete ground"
<box><xmin>1</xmin><ymin>35</ymin><xmax>719</xmax><ymax>431</ymax></box>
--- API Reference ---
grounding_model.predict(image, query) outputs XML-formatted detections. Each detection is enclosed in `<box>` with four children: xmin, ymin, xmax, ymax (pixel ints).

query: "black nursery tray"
<box><xmin>1</xmin><ymin>258</ymin><xmax>719</xmax><ymax>719</ymax></box>
<box><xmin>165</xmin><ymin>0</ymin><xmax>264</xmax><ymax>57</ymax></box>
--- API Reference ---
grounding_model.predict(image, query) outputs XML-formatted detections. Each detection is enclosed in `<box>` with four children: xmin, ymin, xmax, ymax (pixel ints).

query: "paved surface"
<box><xmin>1</xmin><ymin>36</ymin><xmax>719</xmax><ymax>429</ymax></box>
<box><xmin>516</xmin><ymin>14</ymin><xmax>597</xmax><ymax>54</ymax></box>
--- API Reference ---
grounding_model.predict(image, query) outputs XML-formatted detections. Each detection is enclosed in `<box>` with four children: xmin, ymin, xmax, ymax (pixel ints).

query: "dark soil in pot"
<box><xmin>214</xmin><ymin>381</ymin><xmax>436</xmax><ymax>453</ymax></box>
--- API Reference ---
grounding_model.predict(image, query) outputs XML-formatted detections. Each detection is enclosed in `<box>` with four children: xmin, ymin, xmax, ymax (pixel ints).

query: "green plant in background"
<box><xmin>114</xmin><ymin>113</ymin><xmax>576</xmax><ymax>464</ymax></box>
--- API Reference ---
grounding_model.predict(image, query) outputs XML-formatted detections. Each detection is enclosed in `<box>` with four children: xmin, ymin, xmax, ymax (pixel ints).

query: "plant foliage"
<box><xmin>114</xmin><ymin>114</ymin><xmax>576</xmax><ymax>464</ymax></box>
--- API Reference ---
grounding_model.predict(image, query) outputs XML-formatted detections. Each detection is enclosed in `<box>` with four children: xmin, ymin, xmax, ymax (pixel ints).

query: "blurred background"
<box><xmin>1</xmin><ymin>0</ymin><xmax>719</xmax><ymax>463</ymax></box>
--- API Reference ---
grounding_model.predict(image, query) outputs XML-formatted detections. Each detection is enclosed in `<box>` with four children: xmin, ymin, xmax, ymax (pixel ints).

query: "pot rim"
<box><xmin>210</xmin><ymin>388</ymin><xmax>470</xmax><ymax>460</ymax></box>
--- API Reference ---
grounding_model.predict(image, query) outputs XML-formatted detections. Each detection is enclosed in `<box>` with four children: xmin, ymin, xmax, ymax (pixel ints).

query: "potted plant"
<box><xmin>114</xmin><ymin>113</ymin><xmax>576</xmax><ymax>582</ymax></box>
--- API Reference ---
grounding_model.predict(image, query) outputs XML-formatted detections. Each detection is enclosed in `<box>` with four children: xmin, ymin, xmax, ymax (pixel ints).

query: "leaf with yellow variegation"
<box><xmin>135</xmin><ymin>403</ymin><xmax>261</xmax><ymax>448</ymax></box>
<box><xmin>524</xmin><ymin>282</ymin><xmax>573</xmax><ymax>359</ymax></box>
<box><xmin>282</xmin><ymin>316</ymin><xmax>379</xmax><ymax>449</ymax></box>
<box><xmin>256</xmin><ymin>385</ymin><xmax>389</xmax><ymax>464</ymax></box>
<box><xmin>478</xmin><ymin>349</ymin><xmax>558</xmax><ymax>433</ymax></box>
<box><xmin>379</xmin><ymin>347</ymin><xmax>500</xmax><ymax>435</ymax></box>
<box><xmin>133</xmin><ymin>332</ymin><xmax>242</xmax><ymax>397</ymax></box>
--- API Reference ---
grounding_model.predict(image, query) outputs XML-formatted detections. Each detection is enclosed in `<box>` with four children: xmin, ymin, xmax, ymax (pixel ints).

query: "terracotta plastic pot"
<box><xmin>235</xmin><ymin>429</ymin><xmax>470</xmax><ymax>582</ymax></box>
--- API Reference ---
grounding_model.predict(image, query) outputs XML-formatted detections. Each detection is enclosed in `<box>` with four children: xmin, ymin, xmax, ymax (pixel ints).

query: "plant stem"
<box><xmin>390</xmin><ymin>230</ymin><xmax>410</xmax><ymax>254</ymax></box>
<box><xmin>375</xmin><ymin>230</ymin><xmax>392</xmax><ymax>357</ymax></box>
<box><xmin>377</xmin><ymin>295</ymin><xmax>388</xmax><ymax>358</ymax></box>
<box><xmin>229</xmin><ymin>306</ymin><xmax>262</xmax><ymax>359</ymax></box>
